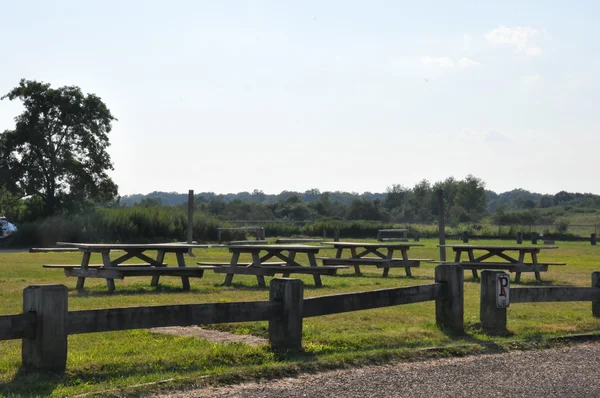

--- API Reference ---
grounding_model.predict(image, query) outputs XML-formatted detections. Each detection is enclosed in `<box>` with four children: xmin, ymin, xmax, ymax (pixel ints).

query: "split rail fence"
<box><xmin>0</xmin><ymin>265</ymin><xmax>463</xmax><ymax>373</ymax></box>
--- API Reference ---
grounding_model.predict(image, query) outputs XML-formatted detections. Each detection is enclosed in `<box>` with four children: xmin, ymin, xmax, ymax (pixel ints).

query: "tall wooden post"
<box><xmin>480</xmin><ymin>271</ymin><xmax>508</xmax><ymax>334</ymax></box>
<box><xmin>269</xmin><ymin>278</ymin><xmax>304</xmax><ymax>351</ymax></box>
<box><xmin>516</xmin><ymin>232</ymin><xmax>523</xmax><ymax>244</ymax></box>
<box><xmin>22</xmin><ymin>285</ymin><xmax>68</xmax><ymax>372</ymax></box>
<box><xmin>437</xmin><ymin>189</ymin><xmax>446</xmax><ymax>262</ymax></box>
<box><xmin>593</xmin><ymin>272</ymin><xmax>600</xmax><ymax>318</ymax></box>
<box><xmin>334</xmin><ymin>228</ymin><xmax>340</xmax><ymax>242</ymax></box>
<box><xmin>462</xmin><ymin>231</ymin><xmax>469</xmax><ymax>243</ymax></box>
<box><xmin>531</xmin><ymin>232</ymin><xmax>538</xmax><ymax>244</ymax></box>
<box><xmin>591</xmin><ymin>233</ymin><xmax>596</xmax><ymax>246</ymax></box>
<box><xmin>434</xmin><ymin>264</ymin><xmax>463</xmax><ymax>334</ymax></box>
<box><xmin>187</xmin><ymin>190</ymin><xmax>195</xmax><ymax>256</ymax></box>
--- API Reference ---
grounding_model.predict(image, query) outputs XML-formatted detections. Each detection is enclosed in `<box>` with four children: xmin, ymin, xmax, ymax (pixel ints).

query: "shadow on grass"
<box><xmin>0</xmin><ymin>366</ymin><xmax>63</xmax><ymax>398</ymax></box>
<box><xmin>71</xmin><ymin>283</ymin><xmax>211</xmax><ymax>297</ymax></box>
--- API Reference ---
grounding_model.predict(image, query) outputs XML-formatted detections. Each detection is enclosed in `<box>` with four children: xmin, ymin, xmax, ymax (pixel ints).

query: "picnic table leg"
<box><xmin>515</xmin><ymin>251</ymin><xmax>525</xmax><ymax>283</ymax></box>
<box><xmin>531</xmin><ymin>251</ymin><xmax>542</xmax><ymax>282</ymax></box>
<box><xmin>224</xmin><ymin>252</ymin><xmax>239</xmax><ymax>286</ymax></box>
<box><xmin>176</xmin><ymin>251</ymin><xmax>191</xmax><ymax>290</ymax></box>
<box><xmin>282</xmin><ymin>251</ymin><xmax>296</xmax><ymax>278</ymax></box>
<box><xmin>151</xmin><ymin>251</ymin><xmax>166</xmax><ymax>287</ymax></box>
<box><xmin>350</xmin><ymin>247</ymin><xmax>361</xmax><ymax>275</ymax></box>
<box><xmin>468</xmin><ymin>250</ymin><xmax>478</xmax><ymax>278</ymax></box>
<box><xmin>382</xmin><ymin>248</ymin><xmax>393</xmax><ymax>277</ymax></box>
<box><xmin>401</xmin><ymin>249</ymin><xmax>412</xmax><ymax>277</ymax></box>
<box><xmin>76</xmin><ymin>251</ymin><xmax>90</xmax><ymax>290</ymax></box>
<box><xmin>308</xmin><ymin>253</ymin><xmax>323</xmax><ymax>287</ymax></box>
<box><xmin>252</xmin><ymin>252</ymin><xmax>266</xmax><ymax>288</ymax></box>
<box><xmin>102</xmin><ymin>252</ymin><xmax>116</xmax><ymax>293</ymax></box>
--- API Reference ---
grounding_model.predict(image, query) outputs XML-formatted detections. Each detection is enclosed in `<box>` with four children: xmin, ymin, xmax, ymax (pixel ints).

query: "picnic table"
<box><xmin>439</xmin><ymin>244</ymin><xmax>565</xmax><ymax>282</ymax></box>
<box><xmin>44</xmin><ymin>242</ymin><xmax>215</xmax><ymax>292</ymax></box>
<box><xmin>318</xmin><ymin>241</ymin><xmax>430</xmax><ymax>277</ymax></box>
<box><xmin>201</xmin><ymin>244</ymin><xmax>346</xmax><ymax>287</ymax></box>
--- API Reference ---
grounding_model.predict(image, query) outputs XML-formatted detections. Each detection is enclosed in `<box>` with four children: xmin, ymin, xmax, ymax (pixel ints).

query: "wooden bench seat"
<box><xmin>197</xmin><ymin>261</ymin><xmax>286</xmax><ymax>267</ymax></box>
<box><xmin>62</xmin><ymin>266</ymin><xmax>217</xmax><ymax>280</ymax></box>
<box><xmin>316</xmin><ymin>257</ymin><xmax>431</xmax><ymax>277</ymax></box>
<box><xmin>259</xmin><ymin>265</ymin><xmax>348</xmax><ymax>275</ymax></box>
<box><xmin>43</xmin><ymin>263</ymin><xmax>166</xmax><ymax>268</ymax></box>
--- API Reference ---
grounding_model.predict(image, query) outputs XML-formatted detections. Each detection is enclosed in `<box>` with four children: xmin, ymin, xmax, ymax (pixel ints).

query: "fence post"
<box><xmin>437</xmin><ymin>189</ymin><xmax>446</xmax><ymax>262</ymax></box>
<box><xmin>334</xmin><ymin>228</ymin><xmax>340</xmax><ymax>242</ymax></box>
<box><xmin>593</xmin><ymin>272</ymin><xmax>600</xmax><ymax>318</ymax></box>
<box><xmin>462</xmin><ymin>231</ymin><xmax>469</xmax><ymax>243</ymax></box>
<box><xmin>591</xmin><ymin>234</ymin><xmax>596</xmax><ymax>246</ymax></box>
<box><xmin>516</xmin><ymin>232</ymin><xmax>522</xmax><ymax>244</ymax></box>
<box><xmin>22</xmin><ymin>285</ymin><xmax>68</xmax><ymax>372</ymax></box>
<box><xmin>480</xmin><ymin>271</ymin><xmax>508</xmax><ymax>334</ymax></box>
<box><xmin>434</xmin><ymin>264</ymin><xmax>463</xmax><ymax>334</ymax></box>
<box><xmin>187</xmin><ymin>190</ymin><xmax>195</xmax><ymax>256</ymax></box>
<box><xmin>269</xmin><ymin>278</ymin><xmax>304</xmax><ymax>351</ymax></box>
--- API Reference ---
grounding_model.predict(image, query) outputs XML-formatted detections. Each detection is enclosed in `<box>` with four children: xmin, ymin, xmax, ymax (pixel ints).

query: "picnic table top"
<box><xmin>323</xmin><ymin>241</ymin><xmax>424</xmax><ymax>248</ymax></box>
<box><xmin>56</xmin><ymin>242</ymin><xmax>210</xmax><ymax>250</ymax></box>
<box><xmin>227</xmin><ymin>244</ymin><xmax>331</xmax><ymax>251</ymax></box>
<box><xmin>439</xmin><ymin>244</ymin><xmax>558</xmax><ymax>250</ymax></box>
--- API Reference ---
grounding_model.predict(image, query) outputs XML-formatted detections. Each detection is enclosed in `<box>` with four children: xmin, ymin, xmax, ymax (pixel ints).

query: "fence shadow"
<box><xmin>0</xmin><ymin>366</ymin><xmax>62</xmax><ymax>398</ymax></box>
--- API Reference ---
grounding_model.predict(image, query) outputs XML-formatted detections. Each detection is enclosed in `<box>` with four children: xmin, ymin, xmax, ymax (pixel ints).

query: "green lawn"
<box><xmin>0</xmin><ymin>238</ymin><xmax>599</xmax><ymax>397</ymax></box>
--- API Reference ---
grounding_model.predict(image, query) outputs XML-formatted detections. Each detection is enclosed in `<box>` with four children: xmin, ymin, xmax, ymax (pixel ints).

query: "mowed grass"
<box><xmin>0</xmin><ymin>238</ymin><xmax>599</xmax><ymax>397</ymax></box>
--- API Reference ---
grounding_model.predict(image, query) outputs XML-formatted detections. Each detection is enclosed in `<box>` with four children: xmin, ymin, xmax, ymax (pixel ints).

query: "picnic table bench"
<box><xmin>439</xmin><ymin>244</ymin><xmax>565</xmax><ymax>282</ymax></box>
<box><xmin>46</xmin><ymin>242</ymin><xmax>214</xmax><ymax>292</ymax></box>
<box><xmin>376</xmin><ymin>229</ymin><xmax>409</xmax><ymax>242</ymax></box>
<box><xmin>212</xmin><ymin>244</ymin><xmax>347</xmax><ymax>287</ymax></box>
<box><xmin>320</xmin><ymin>241</ymin><xmax>431</xmax><ymax>277</ymax></box>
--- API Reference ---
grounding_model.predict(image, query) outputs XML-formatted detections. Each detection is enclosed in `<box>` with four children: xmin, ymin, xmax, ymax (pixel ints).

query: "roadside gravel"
<box><xmin>152</xmin><ymin>342</ymin><xmax>600</xmax><ymax>398</ymax></box>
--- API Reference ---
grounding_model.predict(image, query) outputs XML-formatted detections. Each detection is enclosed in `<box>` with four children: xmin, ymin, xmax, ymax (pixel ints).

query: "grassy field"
<box><xmin>0</xmin><ymin>238</ymin><xmax>599</xmax><ymax>397</ymax></box>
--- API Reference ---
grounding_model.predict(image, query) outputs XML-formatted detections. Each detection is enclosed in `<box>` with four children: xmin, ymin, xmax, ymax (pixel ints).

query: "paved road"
<box><xmin>155</xmin><ymin>342</ymin><xmax>600</xmax><ymax>398</ymax></box>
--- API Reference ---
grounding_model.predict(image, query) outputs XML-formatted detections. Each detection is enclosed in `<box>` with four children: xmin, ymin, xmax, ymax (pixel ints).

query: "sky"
<box><xmin>1</xmin><ymin>1</ymin><xmax>599</xmax><ymax>196</ymax></box>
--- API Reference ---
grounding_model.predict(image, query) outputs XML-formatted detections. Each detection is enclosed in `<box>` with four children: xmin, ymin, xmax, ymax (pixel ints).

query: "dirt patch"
<box><xmin>150</xmin><ymin>326</ymin><xmax>268</xmax><ymax>346</ymax></box>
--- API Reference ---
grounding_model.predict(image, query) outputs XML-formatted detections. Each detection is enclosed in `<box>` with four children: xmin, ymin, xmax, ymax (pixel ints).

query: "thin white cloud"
<box><xmin>458</xmin><ymin>57</ymin><xmax>480</xmax><ymax>68</ymax></box>
<box><xmin>524</xmin><ymin>74</ymin><xmax>541</xmax><ymax>85</ymax></box>
<box><xmin>421</xmin><ymin>56</ymin><xmax>454</xmax><ymax>68</ymax></box>
<box><xmin>485</xmin><ymin>26</ymin><xmax>542</xmax><ymax>56</ymax></box>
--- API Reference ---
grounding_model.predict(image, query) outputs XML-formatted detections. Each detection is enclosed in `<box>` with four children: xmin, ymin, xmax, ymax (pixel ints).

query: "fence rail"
<box><xmin>0</xmin><ymin>265</ymin><xmax>462</xmax><ymax>373</ymax></box>
<box><xmin>68</xmin><ymin>302</ymin><xmax>276</xmax><ymax>335</ymax></box>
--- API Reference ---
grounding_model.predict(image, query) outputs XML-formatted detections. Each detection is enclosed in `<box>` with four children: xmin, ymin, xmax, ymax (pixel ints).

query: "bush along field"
<box><xmin>0</xmin><ymin>238</ymin><xmax>599</xmax><ymax>397</ymax></box>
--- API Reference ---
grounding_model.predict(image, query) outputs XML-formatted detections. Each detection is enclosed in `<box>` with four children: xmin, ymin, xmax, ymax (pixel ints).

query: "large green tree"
<box><xmin>0</xmin><ymin>79</ymin><xmax>118</xmax><ymax>216</ymax></box>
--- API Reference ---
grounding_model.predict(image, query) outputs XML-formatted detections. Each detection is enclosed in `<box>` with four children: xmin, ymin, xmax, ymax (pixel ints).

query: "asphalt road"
<box><xmin>155</xmin><ymin>342</ymin><xmax>600</xmax><ymax>398</ymax></box>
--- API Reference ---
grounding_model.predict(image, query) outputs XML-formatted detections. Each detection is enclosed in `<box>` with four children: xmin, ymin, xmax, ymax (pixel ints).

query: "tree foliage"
<box><xmin>0</xmin><ymin>79</ymin><xmax>118</xmax><ymax>216</ymax></box>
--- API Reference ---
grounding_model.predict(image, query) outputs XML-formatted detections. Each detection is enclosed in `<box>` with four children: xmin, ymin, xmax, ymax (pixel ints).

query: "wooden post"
<box><xmin>269</xmin><ymin>278</ymin><xmax>304</xmax><ymax>351</ymax></box>
<box><xmin>187</xmin><ymin>190</ymin><xmax>194</xmax><ymax>256</ymax></box>
<box><xmin>22</xmin><ymin>285</ymin><xmax>68</xmax><ymax>372</ymax></box>
<box><xmin>480</xmin><ymin>271</ymin><xmax>508</xmax><ymax>334</ymax></box>
<box><xmin>516</xmin><ymin>232</ymin><xmax>523</xmax><ymax>244</ymax></box>
<box><xmin>434</xmin><ymin>264</ymin><xmax>463</xmax><ymax>334</ymax></box>
<box><xmin>437</xmin><ymin>189</ymin><xmax>446</xmax><ymax>262</ymax></box>
<box><xmin>323</xmin><ymin>228</ymin><xmax>327</xmax><ymax>239</ymax></box>
<box><xmin>593</xmin><ymin>272</ymin><xmax>600</xmax><ymax>318</ymax></box>
<box><xmin>217</xmin><ymin>228</ymin><xmax>222</xmax><ymax>243</ymax></box>
<box><xmin>334</xmin><ymin>229</ymin><xmax>340</xmax><ymax>242</ymax></box>
<box><xmin>462</xmin><ymin>231</ymin><xmax>469</xmax><ymax>243</ymax></box>
<box><xmin>591</xmin><ymin>233</ymin><xmax>596</xmax><ymax>246</ymax></box>
<box><xmin>531</xmin><ymin>232</ymin><xmax>538</xmax><ymax>244</ymax></box>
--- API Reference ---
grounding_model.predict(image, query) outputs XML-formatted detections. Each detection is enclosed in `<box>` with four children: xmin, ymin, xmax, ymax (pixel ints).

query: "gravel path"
<box><xmin>153</xmin><ymin>342</ymin><xmax>600</xmax><ymax>398</ymax></box>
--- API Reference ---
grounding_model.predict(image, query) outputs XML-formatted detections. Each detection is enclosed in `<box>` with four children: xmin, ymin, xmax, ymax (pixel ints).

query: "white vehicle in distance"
<box><xmin>0</xmin><ymin>216</ymin><xmax>17</xmax><ymax>240</ymax></box>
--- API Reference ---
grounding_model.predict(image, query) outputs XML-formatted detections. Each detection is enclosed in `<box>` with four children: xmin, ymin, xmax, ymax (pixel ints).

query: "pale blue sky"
<box><xmin>1</xmin><ymin>1</ymin><xmax>599</xmax><ymax>195</ymax></box>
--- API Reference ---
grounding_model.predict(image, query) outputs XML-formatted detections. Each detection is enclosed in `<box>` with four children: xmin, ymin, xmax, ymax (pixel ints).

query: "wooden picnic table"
<box><xmin>207</xmin><ymin>244</ymin><xmax>346</xmax><ymax>288</ymax></box>
<box><xmin>319</xmin><ymin>241</ymin><xmax>430</xmax><ymax>277</ymax></box>
<box><xmin>439</xmin><ymin>244</ymin><xmax>564</xmax><ymax>282</ymax></box>
<box><xmin>46</xmin><ymin>242</ymin><xmax>213</xmax><ymax>292</ymax></box>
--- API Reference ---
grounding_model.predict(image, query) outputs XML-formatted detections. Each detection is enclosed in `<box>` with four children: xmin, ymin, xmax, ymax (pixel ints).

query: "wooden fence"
<box><xmin>480</xmin><ymin>270</ymin><xmax>600</xmax><ymax>334</ymax></box>
<box><xmin>0</xmin><ymin>264</ymin><xmax>463</xmax><ymax>373</ymax></box>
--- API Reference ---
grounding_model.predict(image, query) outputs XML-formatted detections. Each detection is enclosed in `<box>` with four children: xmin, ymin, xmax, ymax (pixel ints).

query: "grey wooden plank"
<box><xmin>439</xmin><ymin>245</ymin><xmax>558</xmax><ymax>250</ymax></box>
<box><xmin>0</xmin><ymin>312</ymin><xmax>36</xmax><ymax>340</ymax></box>
<box><xmin>67</xmin><ymin>301</ymin><xmax>277</xmax><ymax>335</ymax></box>
<box><xmin>56</xmin><ymin>242</ymin><xmax>210</xmax><ymax>251</ymax></box>
<box><xmin>303</xmin><ymin>284</ymin><xmax>443</xmax><ymax>318</ymax></box>
<box><xmin>228</xmin><ymin>244</ymin><xmax>328</xmax><ymax>251</ymax></box>
<box><xmin>511</xmin><ymin>287</ymin><xmax>600</xmax><ymax>303</ymax></box>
